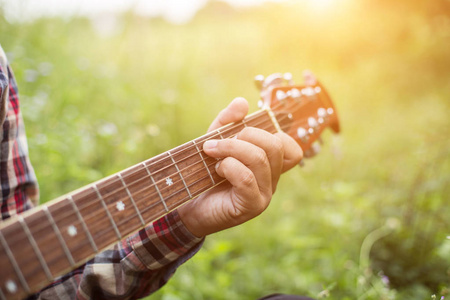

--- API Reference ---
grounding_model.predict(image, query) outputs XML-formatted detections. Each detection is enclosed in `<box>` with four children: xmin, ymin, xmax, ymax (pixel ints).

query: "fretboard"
<box><xmin>0</xmin><ymin>108</ymin><xmax>279</xmax><ymax>299</ymax></box>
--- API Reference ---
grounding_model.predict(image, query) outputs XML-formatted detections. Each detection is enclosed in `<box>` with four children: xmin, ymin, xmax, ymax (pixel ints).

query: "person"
<box><xmin>0</xmin><ymin>44</ymin><xmax>307</xmax><ymax>299</ymax></box>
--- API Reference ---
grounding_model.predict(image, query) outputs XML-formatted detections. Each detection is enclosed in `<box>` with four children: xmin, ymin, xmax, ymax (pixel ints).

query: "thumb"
<box><xmin>207</xmin><ymin>97</ymin><xmax>249</xmax><ymax>132</ymax></box>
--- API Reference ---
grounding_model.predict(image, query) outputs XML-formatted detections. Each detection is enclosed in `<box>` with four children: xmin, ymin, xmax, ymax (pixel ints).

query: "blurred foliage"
<box><xmin>0</xmin><ymin>0</ymin><xmax>449</xmax><ymax>299</ymax></box>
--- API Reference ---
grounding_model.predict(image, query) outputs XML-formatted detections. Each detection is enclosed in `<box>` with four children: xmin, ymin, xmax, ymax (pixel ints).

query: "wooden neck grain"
<box><xmin>0</xmin><ymin>108</ymin><xmax>279</xmax><ymax>299</ymax></box>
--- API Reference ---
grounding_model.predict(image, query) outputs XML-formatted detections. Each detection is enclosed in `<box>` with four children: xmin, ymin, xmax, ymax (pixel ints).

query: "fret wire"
<box><xmin>142</xmin><ymin>162</ymin><xmax>169</xmax><ymax>212</ymax></box>
<box><xmin>137</xmin><ymin>167</ymin><xmax>222</xmax><ymax>215</ymax></box>
<box><xmin>74</xmin><ymin>112</ymin><xmax>268</xmax><ymax>215</ymax></box>
<box><xmin>18</xmin><ymin>133</ymin><xmax>243</xmax><ymax>268</ymax></box>
<box><xmin>68</xmin><ymin>195</ymin><xmax>98</xmax><ymax>252</ymax></box>
<box><xmin>167</xmin><ymin>152</ymin><xmax>192</xmax><ymax>199</ymax></box>
<box><xmin>121</xmin><ymin>156</ymin><xmax>224</xmax><ymax>221</ymax></box>
<box><xmin>144</xmin><ymin>113</ymin><xmax>271</xmax><ymax>182</ymax></box>
<box><xmin>22</xmin><ymin>115</ymin><xmax>277</xmax><ymax>252</ymax></box>
<box><xmin>59</xmin><ymin>165</ymin><xmax>221</xmax><ymax>255</ymax></box>
<box><xmin>169</xmin><ymin>177</ymin><xmax>228</xmax><ymax>210</ymax></box>
<box><xmin>216</xmin><ymin>129</ymin><xmax>224</xmax><ymax>139</ymax></box>
<box><xmin>92</xmin><ymin>184</ymin><xmax>122</xmax><ymax>240</ymax></box>
<box><xmin>6</xmin><ymin>111</ymin><xmax>276</xmax><ymax>249</ymax></box>
<box><xmin>34</xmin><ymin>162</ymin><xmax>219</xmax><ymax>264</ymax></box>
<box><xmin>42</xmin><ymin>206</ymin><xmax>76</xmax><ymax>267</ymax></box>
<box><xmin>8</xmin><ymin>113</ymin><xmax>276</xmax><ymax>250</ymax></box>
<box><xmin>137</xmin><ymin>110</ymin><xmax>269</xmax><ymax>182</ymax></box>
<box><xmin>117</xmin><ymin>173</ymin><xmax>145</xmax><ymax>226</ymax></box>
<box><xmin>0</xmin><ymin>231</ymin><xmax>30</xmax><ymax>293</ymax></box>
<box><xmin>151</xmin><ymin>153</ymin><xmax>227</xmax><ymax>206</ymax></box>
<box><xmin>136</xmin><ymin>120</ymin><xmax>283</xmax><ymax>212</ymax></box>
<box><xmin>93</xmin><ymin>111</ymin><xmax>268</xmax><ymax>202</ymax></box>
<box><xmin>53</xmin><ymin>167</ymin><xmax>219</xmax><ymax>256</ymax></box>
<box><xmin>192</xmin><ymin>140</ymin><xmax>215</xmax><ymax>185</ymax></box>
<box><xmin>112</xmin><ymin>115</ymin><xmax>276</xmax><ymax>224</ymax></box>
<box><xmin>0</xmin><ymin>110</ymin><xmax>281</xmax><ymax>287</ymax></box>
<box><xmin>0</xmin><ymin>287</ymin><xmax>6</xmax><ymax>300</ymax></box>
<box><xmin>159</xmin><ymin>154</ymin><xmax>219</xmax><ymax>196</ymax></box>
<box><xmin>264</xmin><ymin>108</ymin><xmax>282</xmax><ymax>132</ymax></box>
<box><xmin>17</xmin><ymin>216</ymin><xmax>53</xmax><ymax>280</ymax></box>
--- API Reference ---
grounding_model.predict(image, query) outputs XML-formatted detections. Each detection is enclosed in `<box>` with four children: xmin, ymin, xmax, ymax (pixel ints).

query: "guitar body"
<box><xmin>0</xmin><ymin>72</ymin><xmax>339</xmax><ymax>299</ymax></box>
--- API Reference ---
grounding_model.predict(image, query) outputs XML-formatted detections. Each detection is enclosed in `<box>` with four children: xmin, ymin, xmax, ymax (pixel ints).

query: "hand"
<box><xmin>177</xmin><ymin>97</ymin><xmax>303</xmax><ymax>237</ymax></box>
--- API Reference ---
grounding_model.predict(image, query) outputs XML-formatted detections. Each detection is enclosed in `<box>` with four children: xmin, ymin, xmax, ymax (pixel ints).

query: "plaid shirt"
<box><xmin>0</xmin><ymin>46</ymin><xmax>203</xmax><ymax>299</ymax></box>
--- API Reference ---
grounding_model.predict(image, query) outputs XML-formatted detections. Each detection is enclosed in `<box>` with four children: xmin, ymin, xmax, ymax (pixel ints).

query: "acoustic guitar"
<box><xmin>0</xmin><ymin>72</ymin><xmax>340</xmax><ymax>299</ymax></box>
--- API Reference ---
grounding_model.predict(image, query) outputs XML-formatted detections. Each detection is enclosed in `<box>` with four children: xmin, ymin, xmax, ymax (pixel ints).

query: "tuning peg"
<box><xmin>297</xmin><ymin>127</ymin><xmax>309</xmax><ymax>143</ymax></box>
<box><xmin>254</xmin><ymin>74</ymin><xmax>265</xmax><ymax>90</ymax></box>
<box><xmin>290</xmin><ymin>88</ymin><xmax>301</xmax><ymax>99</ymax></box>
<box><xmin>276</xmin><ymin>90</ymin><xmax>287</xmax><ymax>101</ymax></box>
<box><xmin>257</xmin><ymin>100</ymin><xmax>264</xmax><ymax>108</ymax></box>
<box><xmin>302</xmin><ymin>87</ymin><xmax>316</xmax><ymax>97</ymax></box>
<box><xmin>304</xmin><ymin>141</ymin><xmax>321</xmax><ymax>158</ymax></box>
<box><xmin>298</xmin><ymin>159</ymin><xmax>305</xmax><ymax>167</ymax></box>
<box><xmin>283</xmin><ymin>72</ymin><xmax>294</xmax><ymax>85</ymax></box>
<box><xmin>303</xmin><ymin>70</ymin><xmax>317</xmax><ymax>86</ymax></box>
<box><xmin>312</xmin><ymin>141</ymin><xmax>321</xmax><ymax>154</ymax></box>
<box><xmin>308</xmin><ymin>117</ymin><xmax>319</xmax><ymax>130</ymax></box>
<box><xmin>317</xmin><ymin>107</ymin><xmax>327</xmax><ymax>118</ymax></box>
<box><xmin>317</xmin><ymin>108</ymin><xmax>327</xmax><ymax>124</ymax></box>
<box><xmin>283</xmin><ymin>72</ymin><xmax>292</xmax><ymax>81</ymax></box>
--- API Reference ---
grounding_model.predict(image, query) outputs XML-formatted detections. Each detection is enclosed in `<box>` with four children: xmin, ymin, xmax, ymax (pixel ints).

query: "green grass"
<box><xmin>1</xmin><ymin>0</ymin><xmax>449</xmax><ymax>299</ymax></box>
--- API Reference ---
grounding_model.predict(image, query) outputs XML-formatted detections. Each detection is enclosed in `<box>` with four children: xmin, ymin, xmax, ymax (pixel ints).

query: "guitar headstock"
<box><xmin>256</xmin><ymin>72</ymin><xmax>340</xmax><ymax>157</ymax></box>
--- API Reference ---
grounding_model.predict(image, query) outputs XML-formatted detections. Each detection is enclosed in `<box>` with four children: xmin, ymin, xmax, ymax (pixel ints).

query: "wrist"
<box><xmin>177</xmin><ymin>204</ymin><xmax>206</xmax><ymax>238</ymax></box>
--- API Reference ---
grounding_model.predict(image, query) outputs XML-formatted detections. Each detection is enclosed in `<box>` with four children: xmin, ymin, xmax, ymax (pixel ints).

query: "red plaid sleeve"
<box><xmin>0</xmin><ymin>61</ymin><xmax>39</xmax><ymax>221</ymax></box>
<box><xmin>0</xmin><ymin>46</ymin><xmax>204</xmax><ymax>299</ymax></box>
<box><xmin>37</xmin><ymin>211</ymin><xmax>203</xmax><ymax>299</ymax></box>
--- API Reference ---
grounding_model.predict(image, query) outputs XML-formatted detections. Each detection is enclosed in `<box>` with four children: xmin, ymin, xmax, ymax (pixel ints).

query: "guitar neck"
<box><xmin>0</xmin><ymin>108</ymin><xmax>280</xmax><ymax>299</ymax></box>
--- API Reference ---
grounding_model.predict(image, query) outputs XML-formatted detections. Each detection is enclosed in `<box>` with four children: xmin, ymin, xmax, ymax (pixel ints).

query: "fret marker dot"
<box><xmin>6</xmin><ymin>280</ymin><xmax>17</xmax><ymax>293</ymax></box>
<box><xmin>166</xmin><ymin>177</ymin><xmax>173</xmax><ymax>186</ymax></box>
<box><xmin>116</xmin><ymin>201</ymin><xmax>125</xmax><ymax>211</ymax></box>
<box><xmin>67</xmin><ymin>225</ymin><xmax>77</xmax><ymax>237</ymax></box>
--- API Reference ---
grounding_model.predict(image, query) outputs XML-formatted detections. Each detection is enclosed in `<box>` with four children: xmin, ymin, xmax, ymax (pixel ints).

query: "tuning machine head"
<box><xmin>256</xmin><ymin>72</ymin><xmax>298</xmax><ymax>108</ymax></box>
<box><xmin>255</xmin><ymin>71</ymin><xmax>340</xmax><ymax>158</ymax></box>
<box><xmin>254</xmin><ymin>72</ymin><xmax>295</xmax><ymax>92</ymax></box>
<box><xmin>283</xmin><ymin>72</ymin><xmax>294</xmax><ymax>85</ymax></box>
<box><xmin>254</xmin><ymin>74</ymin><xmax>265</xmax><ymax>91</ymax></box>
<box><xmin>304</xmin><ymin>141</ymin><xmax>322</xmax><ymax>158</ymax></box>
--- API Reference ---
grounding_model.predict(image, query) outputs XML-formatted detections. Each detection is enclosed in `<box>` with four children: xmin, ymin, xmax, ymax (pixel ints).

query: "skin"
<box><xmin>177</xmin><ymin>97</ymin><xmax>303</xmax><ymax>237</ymax></box>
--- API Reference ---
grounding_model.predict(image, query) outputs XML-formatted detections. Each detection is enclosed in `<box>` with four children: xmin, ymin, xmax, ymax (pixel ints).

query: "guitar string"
<box><xmin>8</xmin><ymin>109</ymin><xmax>312</xmax><ymax>264</ymax></box>
<box><xmin>7</xmin><ymin>95</ymin><xmax>319</xmax><ymax>250</ymax></box>
<box><xmin>8</xmin><ymin>95</ymin><xmax>323</xmax><ymax>268</ymax></box>
<box><xmin>5</xmin><ymin>115</ymin><xmax>278</xmax><ymax>248</ymax></box>
<box><xmin>8</xmin><ymin>113</ymin><xmax>321</xmax><ymax>278</ymax></box>
<box><xmin>85</xmin><ymin>93</ymin><xmax>308</xmax><ymax>203</ymax></box>
<box><xmin>7</xmin><ymin>90</ymin><xmax>320</xmax><ymax>240</ymax></box>
<box><xmin>74</xmin><ymin>111</ymin><xmax>279</xmax><ymax>211</ymax></box>
<box><xmin>58</xmin><ymin>113</ymin><xmax>271</xmax><ymax>221</ymax></box>
<box><xmin>3</xmin><ymin>91</ymin><xmax>327</xmax><ymax>285</ymax></box>
<box><xmin>12</xmin><ymin>161</ymin><xmax>228</xmax><ymax>271</ymax></box>
<box><xmin>70</xmin><ymin>95</ymin><xmax>307</xmax><ymax>209</ymax></box>
<box><xmin>9</xmin><ymin>109</ymin><xmax>287</xmax><ymax>270</ymax></box>
<box><xmin>12</xmin><ymin>115</ymin><xmax>278</xmax><ymax>271</ymax></box>
<box><xmin>13</xmin><ymin>112</ymin><xmax>313</xmax><ymax>275</ymax></box>
<box><xmin>51</xmin><ymin>95</ymin><xmax>308</xmax><ymax>225</ymax></box>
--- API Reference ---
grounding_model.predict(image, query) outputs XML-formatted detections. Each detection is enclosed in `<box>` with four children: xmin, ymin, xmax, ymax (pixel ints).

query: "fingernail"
<box><xmin>203</xmin><ymin>140</ymin><xmax>218</xmax><ymax>149</ymax></box>
<box><xmin>215</xmin><ymin>160</ymin><xmax>221</xmax><ymax>171</ymax></box>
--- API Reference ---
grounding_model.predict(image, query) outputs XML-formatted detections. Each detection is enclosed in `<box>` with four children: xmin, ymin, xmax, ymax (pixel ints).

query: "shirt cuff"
<box><xmin>129</xmin><ymin>210</ymin><xmax>203</xmax><ymax>270</ymax></box>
